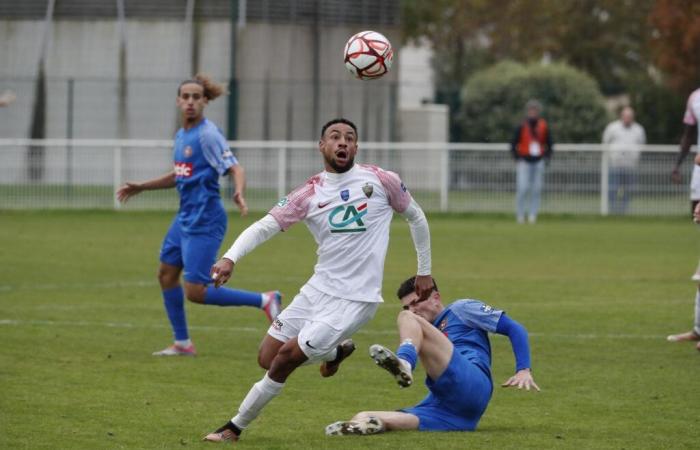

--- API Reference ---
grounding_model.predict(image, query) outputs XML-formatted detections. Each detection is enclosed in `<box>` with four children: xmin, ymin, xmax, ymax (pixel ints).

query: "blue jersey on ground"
<box><xmin>432</xmin><ymin>299</ymin><xmax>503</xmax><ymax>376</ymax></box>
<box><xmin>173</xmin><ymin>118</ymin><xmax>237</xmax><ymax>234</ymax></box>
<box><xmin>402</xmin><ymin>299</ymin><xmax>504</xmax><ymax>431</ymax></box>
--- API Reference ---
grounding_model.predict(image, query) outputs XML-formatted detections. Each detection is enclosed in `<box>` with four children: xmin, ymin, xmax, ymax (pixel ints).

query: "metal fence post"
<box><xmin>440</xmin><ymin>145</ymin><xmax>449</xmax><ymax>212</ymax></box>
<box><xmin>277</xmin><ymin>146</ymin><xmax>287</xmax><ymax>200</ymax></box>
<box><xmin>113</xmin><ymin>146</ymin><xmax>122</xmax><ymax>210</ymax></box>
<box><xmin>600</xmin><ymin>146</ymin><xmax>609</xmax><ymax>216</ymax></box>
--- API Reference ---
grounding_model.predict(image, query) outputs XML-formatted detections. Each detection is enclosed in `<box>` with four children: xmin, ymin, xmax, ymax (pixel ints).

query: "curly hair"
<box><xmin>178</xmin><ymin>73</ymin><xmax>228</xmax><ymax>101</ymax></box>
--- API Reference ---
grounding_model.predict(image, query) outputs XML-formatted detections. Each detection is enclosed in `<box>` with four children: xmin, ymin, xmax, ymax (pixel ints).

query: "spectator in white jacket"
<box><xmin>602</xmin><ymin>106</ymin><xmax>646</xmax><ymax>215</ymax></box>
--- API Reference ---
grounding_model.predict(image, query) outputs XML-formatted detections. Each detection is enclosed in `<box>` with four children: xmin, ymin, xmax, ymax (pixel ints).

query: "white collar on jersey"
<box><xmin>324</xmin><ymin>163</ymin><xmax>357</xmax><ymax>183</ymax></box>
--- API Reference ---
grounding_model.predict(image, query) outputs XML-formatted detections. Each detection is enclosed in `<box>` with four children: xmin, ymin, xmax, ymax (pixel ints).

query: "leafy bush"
<box><xmin>458</xmin><ymin>61</ymin><xmax>609</xmax><ymax>143</ymax></box>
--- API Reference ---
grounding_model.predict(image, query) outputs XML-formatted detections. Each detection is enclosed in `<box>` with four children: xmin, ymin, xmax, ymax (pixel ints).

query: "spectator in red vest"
<box><xmin>510</xmin><ymin>99</ymin><xmax>553</xmax><ymax>224</ymax></box>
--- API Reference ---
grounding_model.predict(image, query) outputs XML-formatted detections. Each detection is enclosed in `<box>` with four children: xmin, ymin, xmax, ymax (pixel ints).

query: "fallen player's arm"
<box><xmin>496</xmin><ymin>314</ymin><xmax>540</xmax><ymax>391</ymax></box>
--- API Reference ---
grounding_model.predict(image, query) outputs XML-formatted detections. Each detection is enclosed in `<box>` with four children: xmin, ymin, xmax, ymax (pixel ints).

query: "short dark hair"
<box><xmin>320</xmin><ymin>118</ymin><xmax>358</xmax><ymax>138</ymax></box>
<box><xmin>396</xmin><ymin>276</ymin><xmax>439</xmax><ymax>300</ymax></box>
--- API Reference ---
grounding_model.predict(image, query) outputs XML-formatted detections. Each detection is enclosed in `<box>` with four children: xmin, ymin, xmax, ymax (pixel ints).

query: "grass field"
<box><xmin>1</xmin><ymin>211</ymin><xmax>699</xmax><ymax>449</ymax></box>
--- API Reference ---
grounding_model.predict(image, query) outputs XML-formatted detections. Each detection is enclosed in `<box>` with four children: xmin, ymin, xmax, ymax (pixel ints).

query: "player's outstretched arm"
<box><xmin>400</xmin><ymin>199</ymin><xmax>432</xmax><ymax>299</ymax></box>
<box><xmin>495</xmin><ymin>314</ymin><xmax>540</xmax><ymax>392</ymax></box>
<box><xmin>229</xmin><ymin>165</ymin><xmax>248</xmax><ymax>217</ymax></box>
<box><xmin>502</xmin><ymin>368</ymin><xmax>540</xmax><ymax>391</ymax></box>
<box><xmin>212</xmin><ymin>214</ymin><xmax>281</xmax><ymax>288</ymax></box>
<box><xmin>116</xmin><ymin>171</ymin><xmax>176</xmax><ymax>203</ymax></box>
<box><xmin>672</xmin><ymin>125</ymin><xmax>697</xmax><ymax>183</ymax></box>
<box><xmin>0</xmin><ymin>89</ymin><xmax>16</xmax><ymax>107</ymax></box>
<box><xmin>210</xmin><ymin>258</ymin><xmax>234</xmax><ymax>288</ymax></box>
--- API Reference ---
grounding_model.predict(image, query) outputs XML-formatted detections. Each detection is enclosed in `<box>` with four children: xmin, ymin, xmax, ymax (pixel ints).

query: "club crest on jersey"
<box><xmin>438</xmin><ymin>319</ymin><xmax>448</xmax><ymax>331</ymax></box>
<box><xmin>400</xmin><ymin>182</ymin><xmax>408</xmax><ymax>192</ymax></box>
<box><xmin>362</xmin><ymin>183</ymin><xmax>373</xmax><ymax>198</ymax></box>
<box><xmin>276</xmin><ymin>197</ymin><xmax>288</xmax><ymax>207</ymax></box>
<box><xmin>329</xmin><ymin>202</ymin><xmax>367</xmax><ymax>233</ymax></box>
<box><xmin>340</xmin><ymin>189</ymin><xmax>350</xmax><ymax>201</ymax></box>
<box><xmin>481</xmin><ymin>304</ymin><xmax>493</xmax><ymax>313</ymax></box>
<box><xmin>183</xmin><ymin>146</ymin><xmax>193</xmax><ymax>158</ymax></box>
<box><xmin>174</xmin><ymin>162</ymin><xmax>193</xmax><ymax>177</ymax></box>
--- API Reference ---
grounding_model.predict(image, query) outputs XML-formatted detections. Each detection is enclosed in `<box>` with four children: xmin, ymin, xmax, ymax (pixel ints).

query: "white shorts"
<box><xmin>267</xmin><ymin>284</ymin><xmax>379</xmax><ymax>361</ymax></box>
<box><xmin>691</xmin><ymin>164</ymin><xmax>700</xmax><ymax>201</ymax></box>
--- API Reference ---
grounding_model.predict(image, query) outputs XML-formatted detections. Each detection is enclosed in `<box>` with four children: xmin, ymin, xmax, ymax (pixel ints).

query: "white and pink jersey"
<box><xmin>269</xmin><ymin>164</ymin><xmax>412</xmax><ymax>303</ymax></box>
<box><xmin>683</xmin><ymin>88</ymin><xmax>700</xmax><ymax>146</ymax></box>
<box><xmin>684</xmin><ymin>88</ymin><xmax>700</xmax><ymax>200</ymax></box>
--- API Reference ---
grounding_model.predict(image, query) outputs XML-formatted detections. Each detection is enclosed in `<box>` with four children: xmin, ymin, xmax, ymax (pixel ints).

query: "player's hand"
<box><xmin>0</xmin><ymin>89</ymin><xmax>16</xmax><ymax>106</ymax></box>
<box><xmin>671</xmin><ymin>168</ymin><xmax>682</xmax><ymax>184</ymax></box>
<box><xmin>502</xmin><ymin>369</ymin><xmax>540</xmax><ymax>392</ymax></box>
<box><xmin>694</xmin><ymin>202</ymin><xmax>700</xmax><ymax>224</ymax></box>
<box><xmin>210</xmin><ymin>258</ymin><xmax>234</xmax><ymax>288</ymax></box>
<box><xmin>233</xmin><ymin>192</ymin><xmax>248</xmax><ymax>217</ymax></box>
<box><xmin>414</xmin><ymin>274</ymin><xmax>434</xmax><ymax>301</ymax></box>
<box><xmin>116</xmin><ymin>182</ymin><xmax>144</xmax><ymax>203</ymax></box>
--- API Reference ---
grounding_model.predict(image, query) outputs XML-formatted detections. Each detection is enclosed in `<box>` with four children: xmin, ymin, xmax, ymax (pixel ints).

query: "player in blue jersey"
<box><xmin>116</xmin><ymin>74</ymin><xmax>282</xmax><ymax>356</ymax></box>
<box><xmin>325</xmin><ymin>276</ymin><xmax>539</xmax><ymax>435</ymax></box>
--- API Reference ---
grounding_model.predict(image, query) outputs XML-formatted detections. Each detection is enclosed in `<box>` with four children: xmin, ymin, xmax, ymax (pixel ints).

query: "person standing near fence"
<box><xmin>671</xmin><ymin>87</ymin><xmax>700</xmax><ymax>281</ymax></box>
<box><xmin>602</xmin><ymin>106</ymin><xmax>646</xmax><ymax>215</ymax></box>
<box><xmin>116</xmin><ymin>74</ymin><xmax>282</xmax><ymax>356</ymax></box>
<box><xmin>511</xmin><ymin>99</ymin><xmax>553</xmax><ymax>224</ymax></box>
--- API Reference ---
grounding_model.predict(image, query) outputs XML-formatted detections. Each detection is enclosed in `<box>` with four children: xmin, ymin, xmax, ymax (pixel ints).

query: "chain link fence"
<box><xmin>0</xmin><ymin>139</ymin><xmax>692</xmax><ymax>215</ymax></box>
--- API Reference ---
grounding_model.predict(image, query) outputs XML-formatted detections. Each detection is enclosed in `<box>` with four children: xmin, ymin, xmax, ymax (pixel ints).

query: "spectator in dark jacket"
<box><xmin>510</xmin><ymin>99</ymin><xmax>553</xmax><ymax>224</ymax></box>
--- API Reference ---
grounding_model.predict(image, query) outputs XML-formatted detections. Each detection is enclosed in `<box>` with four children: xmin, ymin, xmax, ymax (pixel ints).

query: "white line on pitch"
<box><xmin>0</xmin><ymin>318</ymin><xmax>665</xmax><ymax>340</ymax></box>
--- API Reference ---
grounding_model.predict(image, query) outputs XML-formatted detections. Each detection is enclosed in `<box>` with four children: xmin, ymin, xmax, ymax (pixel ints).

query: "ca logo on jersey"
<box><xmin>329</xmin><ymin>203</ymin><xmax>367</xmax><ymax>233</ymax></box>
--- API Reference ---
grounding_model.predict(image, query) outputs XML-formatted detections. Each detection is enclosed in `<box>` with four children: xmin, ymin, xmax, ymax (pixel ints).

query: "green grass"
<box><xmin>1</xmin><ymin>211</ymin><xmax>699</xmax><ymax>449</ymax></box>
<box><xmin>0</xmin><ymin>184</ymin><xmax>689</xmax><ymax>215</ymax></box>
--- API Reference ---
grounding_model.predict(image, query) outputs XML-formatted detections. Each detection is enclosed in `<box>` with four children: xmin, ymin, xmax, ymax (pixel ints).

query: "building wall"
<box><xmin>0</xmin><ymin>18</ymin><xmax>400</xmax><ymax>143</ymax></box>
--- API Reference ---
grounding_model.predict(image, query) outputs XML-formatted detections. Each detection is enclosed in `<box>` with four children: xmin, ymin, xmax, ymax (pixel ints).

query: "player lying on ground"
<box><xmin>202</xmin><ymin>118</ymin><xmax>433</xmax><ymax>443</ymax></box>
<box><xmin>326</xmin><ymin>276</ymin><xmax>539</xmax><ymax>435</ymax></box>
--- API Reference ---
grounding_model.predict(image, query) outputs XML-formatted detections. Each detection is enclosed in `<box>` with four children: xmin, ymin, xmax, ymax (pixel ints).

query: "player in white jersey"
<box><xmin>203</xmin><ymin>118</ymin><xmax>434</xmax><ymax>443</ymax></box>
<box><xmin>672</xmin><ymin>88</ymin><xmax>700</xmax><ymax>281</ymax></box>
<box><xmin>667</xmin><ymin>88</ymin><xmax>700</xmax><ymax>349</ymax></box>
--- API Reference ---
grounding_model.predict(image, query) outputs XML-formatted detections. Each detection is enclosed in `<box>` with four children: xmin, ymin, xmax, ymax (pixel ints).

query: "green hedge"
<box><xmin>458</xmin><ymin>61</ymin><xmax>609</xmax><ymax>143</ymax></box>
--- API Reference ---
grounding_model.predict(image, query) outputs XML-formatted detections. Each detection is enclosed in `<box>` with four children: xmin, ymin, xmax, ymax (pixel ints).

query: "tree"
<box><xmin>459</xmin><ymin>61</ymin><xmax>609</xmax><ymax>143</ymax></box>
<box><xmin>648</xmin><ymin>0</ymin><xmax>700</xmax><ymax>94</ymax></box>
<box><xmin>402</xmin><ymin>0</ymin><xmax>658</xmax><ymax>140</ymax></box>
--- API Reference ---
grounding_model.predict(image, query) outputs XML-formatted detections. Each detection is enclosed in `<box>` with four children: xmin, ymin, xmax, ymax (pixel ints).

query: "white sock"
<box><xmin>694</xmin><ymin>288</ymin><xmax>700</xmax><ymax>336</ymax></box>
<box><xmin>231</xmin><ymin>372</ymin><xmax>285</xmax><ymax>429</ymax></box>
<box><xmin>260</xmin><ymin>293</ymin><xmax>269</xmax><ymax>308</ymax></box>
<box><xmin>174</xmin><ymin>339</ymin><xmax>191</xmax><ymax>347</ymax></box>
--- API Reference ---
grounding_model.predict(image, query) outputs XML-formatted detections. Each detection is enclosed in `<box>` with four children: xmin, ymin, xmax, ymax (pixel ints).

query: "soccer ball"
<box><xmin>343</xmin><ymin>31</ymin><xmax>393</xmax><ymax>80</ymax></box>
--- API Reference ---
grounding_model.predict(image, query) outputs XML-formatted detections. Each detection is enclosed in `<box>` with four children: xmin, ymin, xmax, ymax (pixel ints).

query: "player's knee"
<box><xmin>157</xmin><ymin>268</ymin><xmax>178</xmax><ymax>288</ymax></box>
<box><xmin>257</xmin><ymin>351</ymin><xmax>273</xmax><ymax>370</ymax></box>
<box><xmin>397</xmin><ymin>309</ymin><xmax>417</xmax><ymax>325</ymax></box>
<box><xmin>184</xmin><ymin>284</ymin><xmax>206</xmax><ymax>303</ymax></box>
<box><xmin>269</xmin><ymin>342</ymin><xmax>306</xmax><ymax>379</ymax></box>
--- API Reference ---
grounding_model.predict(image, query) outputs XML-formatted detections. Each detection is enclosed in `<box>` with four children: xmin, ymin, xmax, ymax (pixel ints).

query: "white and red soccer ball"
<box><xmin>343</xmin><ymin>31</ymin><xmax>393</xmax><ymax>80</ymax></box>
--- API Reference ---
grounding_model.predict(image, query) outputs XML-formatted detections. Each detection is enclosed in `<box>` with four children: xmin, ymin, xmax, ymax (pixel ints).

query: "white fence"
<box><xmin>0</xmin><ymin>139</ymin><xmax>693</xmax><ymax>216</ymax></box>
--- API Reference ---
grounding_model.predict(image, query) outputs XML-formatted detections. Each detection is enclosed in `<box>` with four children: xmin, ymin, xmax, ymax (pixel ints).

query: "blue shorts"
<box><xmin>159</xmin><ymin>217</ymin><xmax>226</xmax><ymax>284</ymax></box>
<box><xmin>401</xmin><ymin>350</ymin><xmax>493</xmax><ymax>431</ymax></box>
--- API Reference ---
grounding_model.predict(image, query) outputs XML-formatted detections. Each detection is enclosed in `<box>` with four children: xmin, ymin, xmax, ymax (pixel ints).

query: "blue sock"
<box><xmin>396</xmin><ymin>341</ymin><xmax>418</xmax><ymax>370</ymax></box>
<box><xmin>162</xmin><ymin>286</ymin><xmax>188</xmax><ymax>341</ymax></box>
<box><xmin>204</xmin><ymin>286</ymin><xmax>262</xmax><ymax>308</ymax></box>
